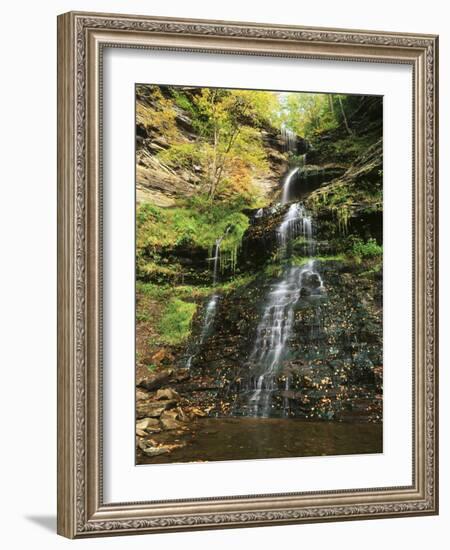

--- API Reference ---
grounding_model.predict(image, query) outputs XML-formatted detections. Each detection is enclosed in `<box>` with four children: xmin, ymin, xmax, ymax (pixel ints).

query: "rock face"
<box><xmin>305</xmin><ymin>95</ymin><xmax>382</xmax><ymax>166</ymax></box>
<box><xmin>307</xmin><ymin>139</ymin><xmax>383</xmax><ymax>248</ymax></box>
<box><xmin>136</xmin><ymin>86</ymin><xmax>287</xmax><ymax>207</ymax></box>
<box><xmin>138</xmin><ymin>370</ymin><xmax>174</xmax><ymax>391</ymax></box>
<box><xmin>185</xmin><ymin>257</ymin><xmax>382</xmax><ymax>422</ymax></box>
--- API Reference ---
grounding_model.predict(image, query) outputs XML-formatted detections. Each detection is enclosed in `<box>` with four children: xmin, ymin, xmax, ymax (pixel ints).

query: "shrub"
<box><xmin>351</xmin><ymin>238</ymin><xmax>382</xmax><ymax>259</ymax></box>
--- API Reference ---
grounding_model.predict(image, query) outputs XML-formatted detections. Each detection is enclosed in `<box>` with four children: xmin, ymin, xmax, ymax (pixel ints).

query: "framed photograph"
<box><xmin>57</xmin><ymin>11</ymin><xmax>439</xmax><ymax>538</ymax></box>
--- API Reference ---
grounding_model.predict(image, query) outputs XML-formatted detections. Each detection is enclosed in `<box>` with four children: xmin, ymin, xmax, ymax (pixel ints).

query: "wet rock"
<box><xmin>161</xmin><ymin>409</ymin><xmax>181</xmax><ymax>421</ymax></box>
<box><xmin>136</xmin><ymin>417</ymin><xmax>162</xmax><ymax>435</ymax></box>
<box><xmin>175</xmin><ymin>407</ymin><xmax>190</xmax><ymax>422</ymax></box>
<box><xmin>138</xmin><ymin>438</ymin><xmax>173</xmax><ymax>456</ymax></box>
<box><xmin>155</xmin><ymin>388</ymin><xmax>180</xmax><ymax>401</ymax></box>
<box><xmin>136</xmin><ymin>400</ymin><xmax>178</xmax><ymax>419</ymax></box>
<box><xmin>302</xmin><ymin>271</ymin><xmax>322</xmax><ymax>289</ymax></box>
<box><xmin>139</xmin><ymin>438</ymin><xmax>187</xmax><ymax>456</ymax></box>
<box><xmin>173</xmin><ymin>368</ymin><xmax>190</xmax><ymax>383</ymax></box>
<box><xmin>138</xmin><ymin>370</ymin><xmax>173</xmax><ymax>391</ymax></box>
<box><xmin>137</xmin><ymin>438</ymin><xmax>150</xmax><ymax>452</ymax></box>
<box><xmin>136</xmin><ymin>389</ymin><xmax>151</xmax><ymax>402</ymax></box>
<box><xmin>189</xmin><ymin>407</ymin><xmax>208</xmax><ymax>418</ymax></box>
<box><xmin>161</xmin><ymin>417</ymin><xmax>183</xmax><ymax>436</ymax></box>
<box><xmin>150</xmin><ymin>348</ymin><xmax>174</xmax><ymax>366</ymax></box>
<box><xmin>142</xmin><ymin>445</ymin><xmax>171</xmax><ymax>457</ymax></box>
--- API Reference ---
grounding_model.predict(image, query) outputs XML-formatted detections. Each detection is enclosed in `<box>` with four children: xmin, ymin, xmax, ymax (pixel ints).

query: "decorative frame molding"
<box><xmin>57</xmin><ymin>11</ymin><xmax>439</xmax><ymax>538</ymax></box>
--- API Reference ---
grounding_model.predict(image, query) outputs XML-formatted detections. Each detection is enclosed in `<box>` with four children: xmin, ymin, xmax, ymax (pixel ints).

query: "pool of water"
<box><xmin>136</xmin><ymin>417</ymin><xmax>382</xmax><ymax>465</ymax></box>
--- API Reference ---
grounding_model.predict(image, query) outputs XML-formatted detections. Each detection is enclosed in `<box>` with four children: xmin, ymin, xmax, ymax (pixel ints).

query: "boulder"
<box><xmin>136</xmin><ymin>389</ymin><xmax>150</xmax><ymax>402</ymax></box>
<box><xmin>150</xmin><ymin>348</ymin><xmax>174</xmax><ymax>366</ymax></box>
<box><xmin>159</xmin><ymin>409</ymin><xmax>184</xmax><ymax>430</ymax></box>
<box><xmin>136</xmin><ymin>400</ymin><xmax>177</xmax><ymax>419</ymax></box>
<box><xmin>175</xmin><ymin>407</ymin><xmax>189</xmax><ymax>422</ymax></box>
<box><xmin>139</xmin><ymin>439</ymin><xmax>187</xmax><ymax>456</ymax></box>
<box><xmin>142</xmin><ymin>445</ymin><xmax>171</xmax><ymax>457</ymax></box>
<box><xmin>136</xmin><ymin>417</ymin><xmax>161</xmax><ymax>434</ymax></box>
<box><xmin>138</xmin><ymin>369</ymin><xmax>173</xmax><ymax>391</ymax></box>
<box><xmin>189</xmin><ymin>407</ymin><xmax>208</xmax><ymax>418</ymax></box>
<box><xmin>160</xmin><ymin>417</ymin><xmax>183</xmax><ymax>431</ymax></box>
<box><xmin>302</xmin><ymin>271</ymin><xmax>322</xmax><ymax>289</ymax></box>
<box><xmin>155</xmin><ymin>388</ymin><xmax>180</xmax><ymax>401</ymax></box>
<box><xmin>161</xmin><ymin>409</ymin><xmax>181</xmax><ymax>420</ymax></box>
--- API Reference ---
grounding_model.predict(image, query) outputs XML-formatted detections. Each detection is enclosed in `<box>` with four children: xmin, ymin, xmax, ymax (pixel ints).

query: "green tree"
<box><xmin>281</xmin><ymin>92</ymin><xmax>357</xmax><ymax>138</ymax></box>
<box><xmin>158</xmin><ymin>88</ymin><xmax>276</xmax><ymax>202</ymax></box>
<box><xmin>193</xmin><ymin>89</ymin><xmax>273</xmax><ymax>199</ymax></box>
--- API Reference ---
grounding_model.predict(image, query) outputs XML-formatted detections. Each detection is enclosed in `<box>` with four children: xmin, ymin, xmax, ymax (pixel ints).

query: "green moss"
<box><xmin>137</xmin><ymin>281</ymin><xmax>214</xmax><ymax>302</ymax></box>
<box><xmin>158</xmin><ymin>298</ymin><xmax>197</xmax><ymax>345</ymax></box>
<box><xmin>350</xmin><ymin>238</ymin><xmax>382</xmax><ymax>259</ymax></box>
<box><xmin>264</xmin><ymin>263</ymin><xmax>284</xmax><ymax>277</ymax></box>
<box><xmin>137</xmin><ymin>260</ymin><xmax>182</xmax><ymax>283</ymax></box>
<box><xmin>219</xmin><ymin>273</ymin><xmax>257</xmax><ymax>291</ymax></box>
<box><xmin>170</xmin><ymin>89</ymin><xmax>197</xmax><ymax>115</ymax></box>
<box><xmin>290</xmin><ymin>254</ymin><xmax>347</xmax><ymax>266</ymax></box>
<box><xmin>137</xmin><ymin>281</ymin><xmax>169</xmax><ymax>299</ymax></box>
<box><xmin>306</xmin><ymin>139</ymin><xmax>382</xmax><ymax>237</ymax></box>
<box><xmin>360</xmin><ymin>261</ymin><xmax>382</xmax><ymax>278</ymax></box>
<box><xmin>292</xmin><ymin>236</ymin><xmax>308</xmax><ymax>246</ymax></box>
<box><xmin>136</xmin><ymin>197</ymin><xmax>250</xmax><ymax>280</ymax></box>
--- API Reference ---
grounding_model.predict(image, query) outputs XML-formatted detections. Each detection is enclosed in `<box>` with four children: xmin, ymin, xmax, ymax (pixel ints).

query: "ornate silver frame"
<box><xmin>57</xmin><ymin>11</ymin><xmax>439</xmax><ymax>538</ymax></box>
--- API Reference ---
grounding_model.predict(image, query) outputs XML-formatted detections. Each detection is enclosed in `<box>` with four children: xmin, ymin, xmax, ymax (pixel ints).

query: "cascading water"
<box><xmin>185</xmin><ymin>237</ymin><xmax>223</xmax><ymax>368</ymax></box>
<box><xmin>211</xmin><ymin>236</ymin><xmax>222</xmax><ymax>286</ymax></box>
<box><xmin>278</xmin><ymin>202</ymin><xmax>312</xmax><ymax>254</ymax></box>
<box><xmin>188</xmin><ymin>122</ymin><xmax>324</xmax><ymax>413</ymax></box>
<box><xmin>281</xmin><ymin>154</ymin><xmax>306</xmax><ymax>205</ymax></box>
<box><xmin>236</xmin><ymin>200</ymin><xmax>325</xmax><ymax>417</ymax></box>
<box><xmin>281</xmin><ymin>125</ymin><xmax>298</xmax><ymax>154</ymax></box>
<box><xmin>281</xmin><ymin>167</ymin><xmax>299</xmax><ymax>205</ymax></box>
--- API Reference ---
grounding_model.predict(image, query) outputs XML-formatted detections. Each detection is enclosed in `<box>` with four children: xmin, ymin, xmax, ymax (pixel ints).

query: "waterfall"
<box><xmin>185</xmin><ymin>237</ymin><xmax>223</xmax><ymax>368</ymax></box>
<box><xmin>211</xmin><ymin>237</ymin><xmax>222</xmax><ymax>285</ymax></box>
<box><xmin>280</xmin><ymin>124</ymin><xmax>299</xmax><ymax>204</ymax></box>
<box><xmin>281</xmin><ymin>125</ymin><xmax>298</xmax><ymax>154</ymax></box>
<box><xmin>281</xmin><ymin>154</ymin><xmax>306</xmax><ymax>205</ymax></box>
<box><xmin>281</xmin><ymin>167</ymin><xmax>299</xmax><ymax>205</ymax></box>
<box><xmin>239</xmin><ymin>203</ymin><xmax>325</xmax><ymax>417</ymax></box>
<box><xmin>277</xmin><ymin>203</ymin><xmax>312</xmax><ymax>255</ymax></box>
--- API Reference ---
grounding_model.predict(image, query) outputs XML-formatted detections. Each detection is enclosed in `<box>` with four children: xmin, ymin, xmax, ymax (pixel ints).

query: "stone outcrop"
<box><xmin>136</xmin><ymin>87</ymin><xmax>287</xmax><ymax>207</ymax></box>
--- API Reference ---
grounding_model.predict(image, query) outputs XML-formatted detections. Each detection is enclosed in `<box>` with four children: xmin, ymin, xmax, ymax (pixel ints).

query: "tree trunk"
<box><xmin>210</xmin><ymin>125</ymin><xmax>240</xmax><ymax>200</ymax></box>
<box><xmin>338</xmin><ymin>96</ymin><xmax>353</xmax><ymax>135</ymax></box>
